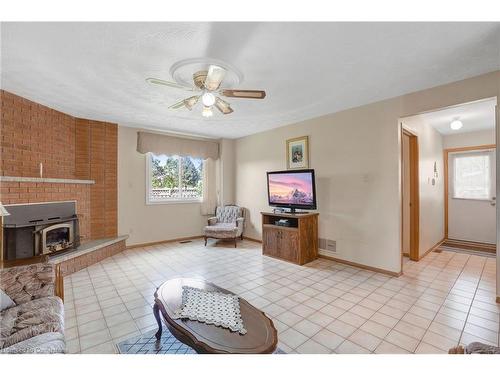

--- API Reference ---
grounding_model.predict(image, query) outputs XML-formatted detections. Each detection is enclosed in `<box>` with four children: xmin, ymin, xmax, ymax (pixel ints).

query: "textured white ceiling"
<box><xmin>417</xmin><ymin>98</ymin><xmax>497</xmax><ymax>135</ymax></box>
<box><xmin>1</xmin><ymin>22</ymin><xmax>499</xmax><ymax>139</ymax></box>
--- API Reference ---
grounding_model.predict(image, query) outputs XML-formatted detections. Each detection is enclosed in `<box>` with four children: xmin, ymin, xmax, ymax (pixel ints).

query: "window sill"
<box><xmin>146</xmin><ymin>199</ymin><xmax>202</xmax><ymax>206</ymax></box>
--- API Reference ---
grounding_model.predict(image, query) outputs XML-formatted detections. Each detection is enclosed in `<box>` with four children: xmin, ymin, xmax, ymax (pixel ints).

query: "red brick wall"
<box><xmin>1</xmin><ymin>91</ymin><xmax>76</xmax><ymax>178</ymax></box>
<box><xmin>0</xmin><ymin>90</ymin><xmax>117</xmax><ymax>241</ymax></box>
<box><xmin>104</xmin><ymin>124</ymin><xmax>118</xmax><ymax>238</ymax></box>
<box><xmin>74</xmin><ymin>119</ymin><xmax>118</xmax><ymax>239</ymax></box>
<box><xmin>75</xmin><ymin>118</ymin><xmax>91</xmax><ymax>180</ymax></box>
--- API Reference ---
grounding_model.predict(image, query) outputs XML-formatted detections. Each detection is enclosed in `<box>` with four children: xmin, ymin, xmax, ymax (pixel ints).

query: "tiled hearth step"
<box><xmin>50</xmin><ymin>235</ymin><xmax>128</xmax><ymax>277</ymax></box>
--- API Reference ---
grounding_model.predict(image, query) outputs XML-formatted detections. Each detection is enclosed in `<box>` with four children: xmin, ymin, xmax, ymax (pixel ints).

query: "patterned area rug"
<box><xmin>117</xmin><ymin>326</ymin><xmax>285</xmax><ymax>354</ymax></box>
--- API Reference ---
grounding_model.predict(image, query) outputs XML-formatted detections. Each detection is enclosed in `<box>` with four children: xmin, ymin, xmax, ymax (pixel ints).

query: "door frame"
<box><xmin>401</xmin><ymin>127</ymin><xmax>420</xmax><ymax>261</ymax></box>
<box><xmin>443</xmin><ymin>144</ymin><xmax>496</xmax><ymax>240</ymax></box>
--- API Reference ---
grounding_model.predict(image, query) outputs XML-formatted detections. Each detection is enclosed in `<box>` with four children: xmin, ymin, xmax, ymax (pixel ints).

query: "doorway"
<box><xmin>400</xmin><ymin>97</ymin><xmax>497</xmax><ymax>267</ymax></box>
<box><xmin>444</xmin><ymin>144</ymin><xmax>496</xmax><ymax>251</ymax></box>
<box><xmin>401</xmin><ymin>128</ymin><xmax>420</xmax><ymax>261</ymax></box>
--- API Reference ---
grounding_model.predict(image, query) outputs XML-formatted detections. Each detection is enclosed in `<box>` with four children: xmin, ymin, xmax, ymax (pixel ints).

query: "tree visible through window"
<box><xmin>148</xmin><ymin>154</ymin><xmax>203</xmax><ymax>202</ymax></box>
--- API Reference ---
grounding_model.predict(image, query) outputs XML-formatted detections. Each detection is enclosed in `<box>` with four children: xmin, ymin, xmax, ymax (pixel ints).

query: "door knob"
<box><xmin>491</xmin><ymin>197</ymin><xmax>496</xmax><ymax>206</ymax></box>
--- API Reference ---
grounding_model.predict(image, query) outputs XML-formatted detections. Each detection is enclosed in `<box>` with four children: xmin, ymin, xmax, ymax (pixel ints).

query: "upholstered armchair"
<box><xmin>204</xmin><ymin>205</ymin><xmax>245</xmax><ymax>248</ymax></box>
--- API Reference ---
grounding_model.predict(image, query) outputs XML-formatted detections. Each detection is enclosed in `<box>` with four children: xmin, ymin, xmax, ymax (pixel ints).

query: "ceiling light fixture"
<box><xmin>146</xmin><ymin>63</ymin><xmax>266</xmax><ymax>118</ymax></box>
<box><xmin>450</xmin><ymin>119</ymin><xmax>463</xmax><ymax>130</ymax></box>
<box><xmin>202</xmin><ymin>106</ymin><xmax>213</xmax><ymax>118</ymax></box>
<box><xmin>202</xmin><ymin>92</ymin><xmax>216</xmax><ymax>107</ymax></box>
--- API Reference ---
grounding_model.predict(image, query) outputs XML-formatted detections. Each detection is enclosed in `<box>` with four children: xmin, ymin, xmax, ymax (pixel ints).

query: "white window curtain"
<box><xmin>452</xmin><ymin>150</ymin><xmax>494</xmax><ymax>200</ymax></box>
<box><xmin>200</xmin><ymin>158</ymin><xmax>218</xmax><ymax>216</ymax></box>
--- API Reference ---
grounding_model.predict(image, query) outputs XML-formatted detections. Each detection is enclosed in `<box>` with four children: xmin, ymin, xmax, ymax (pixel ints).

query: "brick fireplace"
<box><xmin>1</xmin><ymin>90</ymin><xmax>119</xmax><ymax>263</ymax></box>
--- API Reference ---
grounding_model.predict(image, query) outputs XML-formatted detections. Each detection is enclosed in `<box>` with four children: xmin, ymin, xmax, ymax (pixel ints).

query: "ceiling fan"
<box><xmin>146</xmin><ymin>64</ymin><xmax>266</xmax><ymax>117</ymax></box>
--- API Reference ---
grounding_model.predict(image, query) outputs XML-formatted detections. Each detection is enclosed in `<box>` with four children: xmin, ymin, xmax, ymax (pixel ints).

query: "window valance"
<box><xmin>136</xmin><ymin>131</ymin><xmax>219</xmax><ymax>160</ymax></box>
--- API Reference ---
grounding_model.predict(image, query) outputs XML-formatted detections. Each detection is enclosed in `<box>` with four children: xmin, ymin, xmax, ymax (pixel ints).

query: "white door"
<box><xmin>448</xmin><ymin>148</ymin><xmax>496</xmax><ymax>244</ymax></box>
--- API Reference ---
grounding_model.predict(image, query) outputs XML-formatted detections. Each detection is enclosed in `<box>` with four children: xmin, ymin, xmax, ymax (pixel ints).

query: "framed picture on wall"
<box><xmin>286</xmin><ymin>136</ymin><xmax>309</xmax><ymax>169</ymax></box>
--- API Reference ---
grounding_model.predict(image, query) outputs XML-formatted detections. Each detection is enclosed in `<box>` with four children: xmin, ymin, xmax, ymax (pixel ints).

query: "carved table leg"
<box><xmin>153</xmin><ymin>302</ymin><xmax>162</xmax><ymax>340</ymax></box>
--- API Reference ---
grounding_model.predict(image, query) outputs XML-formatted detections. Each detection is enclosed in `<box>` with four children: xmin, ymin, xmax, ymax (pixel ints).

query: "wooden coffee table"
<box><xmin>153</xmin><ymin>278</ymin><xmax>278</xmax><ymax>354</ymax></box>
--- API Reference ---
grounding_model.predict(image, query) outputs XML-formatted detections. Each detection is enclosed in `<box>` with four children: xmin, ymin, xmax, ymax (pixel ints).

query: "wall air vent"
<box><xmin>319</xmin><ymin>238</ymin><xmax>337</xmax><ymax>253</ymax></box>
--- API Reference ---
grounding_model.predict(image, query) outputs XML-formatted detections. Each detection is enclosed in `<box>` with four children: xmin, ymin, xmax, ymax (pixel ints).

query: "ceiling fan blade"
<box><xmin>204</xmin><ymin>65</ymin><xmax>226</xmax><ymax>91</ymax></box>
<box><xmin>214</xmin><ymin>97</ymin><xmax>234</xmax><ymax>115</ymax></box>
<box><xmin>221</xmin><ymin>89</ymin><xmax>266</xmax><ymax>99</ymax></box>
<box><xmin>183</xmin><ymin>95</ymin><xmax>200</xmax><ymax>110</ymax></box>
<box><xmin>168</xmin><ymin>100</ymin><xmax>186</xmax><ymax>110</ymax></box>
<box><xmin>146</xmin><ymin>78</ymin><xmax>196</xmax><ymax>91</ymax></box>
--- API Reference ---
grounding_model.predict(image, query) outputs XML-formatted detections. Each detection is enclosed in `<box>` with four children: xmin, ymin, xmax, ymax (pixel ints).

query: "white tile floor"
<box><xmin>63</xmin><ymin>239</ymin><xmax>500</xmax><ymax>354</ymax></box>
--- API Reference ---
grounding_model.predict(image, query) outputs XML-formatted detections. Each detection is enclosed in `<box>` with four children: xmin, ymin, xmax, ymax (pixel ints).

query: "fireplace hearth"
<box><xmin>3</xmin><ymin>201</ymin><xmax>80</xmax><ymax>260</ymax></box>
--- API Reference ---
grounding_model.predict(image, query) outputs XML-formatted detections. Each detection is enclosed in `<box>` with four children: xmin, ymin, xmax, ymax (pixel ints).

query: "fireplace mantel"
<box><xmin>0</xmin><ymin>176</ymin><xmax>95</xmax><ymax>184</ymax></box>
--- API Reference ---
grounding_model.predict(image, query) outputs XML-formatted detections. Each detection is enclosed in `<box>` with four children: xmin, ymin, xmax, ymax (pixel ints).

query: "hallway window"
<box><xmin>452</xmin><ymin>151</ymin><xmax>493</xmax><ymax>200</ymax></box>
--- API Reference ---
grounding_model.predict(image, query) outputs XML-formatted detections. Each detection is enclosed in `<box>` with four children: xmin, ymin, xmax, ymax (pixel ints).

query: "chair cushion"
<box><xmin>204</xmin><ymin>223</ymin><xmax>238</xmax><ymax>238</ymax></box>
<box><xmin>0</xmin><ymin>296</ymin><xmax>64</xmax><ymax>349</ymax></box>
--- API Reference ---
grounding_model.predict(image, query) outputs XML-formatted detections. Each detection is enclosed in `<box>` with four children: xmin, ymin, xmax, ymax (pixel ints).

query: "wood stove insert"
<box><xmin>2</xmin><ymin>201</ymin><xmax>80</xmax><ymax>261</ymax></box>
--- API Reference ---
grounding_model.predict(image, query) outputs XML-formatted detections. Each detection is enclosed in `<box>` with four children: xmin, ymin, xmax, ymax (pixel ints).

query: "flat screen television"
<box><xmin>267</xmin><ymin>169</ymin><xmax>317</xmax><ymax>212</ymax></box>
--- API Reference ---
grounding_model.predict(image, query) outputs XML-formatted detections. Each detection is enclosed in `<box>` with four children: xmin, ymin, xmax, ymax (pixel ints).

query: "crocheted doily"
<box><xmin>172</xmin><ymin>286</ymin><xmax>247</xmax><ymax>335</ymax></box>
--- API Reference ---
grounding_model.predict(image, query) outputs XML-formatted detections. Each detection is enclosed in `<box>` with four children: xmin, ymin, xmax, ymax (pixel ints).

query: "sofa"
<box><xmin>204</xmin><ymin>205</ymin><xmax>245</xmax><ymax>248</ymax></box>
<box><xmin>0</xmin><ymin>263</ymin><xmax>65</xmax><ymax>354</ymax></box>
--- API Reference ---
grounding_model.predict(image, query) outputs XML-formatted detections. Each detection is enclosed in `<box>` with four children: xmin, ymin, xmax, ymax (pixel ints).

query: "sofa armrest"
<box><xmin>0</xmin><ymin>332</ymin><xmax>65</xmax><ymax>354</ymax></box>
<box><xmin>207</xmin><ymin>217</ymin><xmax>218</xmax><ymax>226</ymax></box>
<box><xmin>0</xmin><ymin>263</ymin><xmax>56</xmax><ymax>305</ymax></box>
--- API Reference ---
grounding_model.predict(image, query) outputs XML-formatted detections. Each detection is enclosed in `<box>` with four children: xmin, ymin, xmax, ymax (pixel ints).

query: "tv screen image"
<box><xmin>267</xmin><ymin>169</ymin><xmax>317</xmax><ymax>210</ymax></box>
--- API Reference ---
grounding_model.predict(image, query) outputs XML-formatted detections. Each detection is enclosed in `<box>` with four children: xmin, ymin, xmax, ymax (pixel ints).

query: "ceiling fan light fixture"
<box><xmin>450</xmin><ymin>119</ymin><xmax>463</xmax><ymax>130</ymax></box>
<box><xmin>202</xmin><ymin>92</ymin><xmax>216</xmax><ymax>107</ymax></box>
<box><xmin>202</xmin><ymin>106</ymin><xmax>213</xmax><ymax>118</ymax></box>
<box><xmin>204</xmin><ymin>65</ymin><xmax>227</xmax><ymax>91</ymax></box>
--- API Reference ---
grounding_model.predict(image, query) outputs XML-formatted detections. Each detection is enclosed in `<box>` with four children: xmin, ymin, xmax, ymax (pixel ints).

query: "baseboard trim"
<box><xmin>318</xmin><ymin>253</ymin><xmax>401</xmax><ymax>277</ymax></box>
<box><xmin>126</xmin><ymin>235</ymin><xmax>204</xmax><ymax>249</ymax></box>
<box><xmin>243</xmin><ymin>236</ymin><xmax>262</xmax><ymax>243</ymax></box>
<box><xmin>442</xmin><ymin>238</ymin><xmax>496</xmax><ymax>254</ymax></box>
<box><xmin>419</xmin><ymin>238</ymin><xmax>445</xmax><ymax>260</ymax></box>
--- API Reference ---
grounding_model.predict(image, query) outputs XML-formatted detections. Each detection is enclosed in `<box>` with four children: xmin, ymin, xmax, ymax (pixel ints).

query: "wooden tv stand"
<box><xmin>261</xmin><ymin>211</ymin><xmax>318</xmax><ymax>265</ymax></box>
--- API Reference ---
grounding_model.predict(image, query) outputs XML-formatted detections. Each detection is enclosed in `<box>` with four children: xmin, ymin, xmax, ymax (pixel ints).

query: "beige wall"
<box><xmin>235</xmin><ymin>70</ymin><xmax>500</xmax><ymax>274</ymax></box>
<box><xmin>443</xmin><ymin>129</ymin><xmax>496</xmax><ymax>149</ymax></box>
<box><xmin>118</xmin><ymin>126</ymin><xmax>206</xmax><ymax>245</ymax></box>
<box><xmin>118</xmin><ymin>127</ymin><xmax>236</xmax><ymax>246</ymax></box>
<box><xmin>401</xmin><ymin>116</ymin><xmax>445</xmax><ymax>258</ymax></box>
<box><xmin>219</xmin><ymin>139</ymin><xmax>236</xmax><ymax>205</ymax></box>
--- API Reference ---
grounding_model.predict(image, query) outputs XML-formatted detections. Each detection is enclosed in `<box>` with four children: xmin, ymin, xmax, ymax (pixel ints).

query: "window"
<box><xmin>452</xmin><ymin>151</ymin><xmax>493</xmax><ymax>200</ymax></box>
<box><xmin>147</xmin><ymin>153</ymin><xmax>203</xmax><ymax>203</ymax></box>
